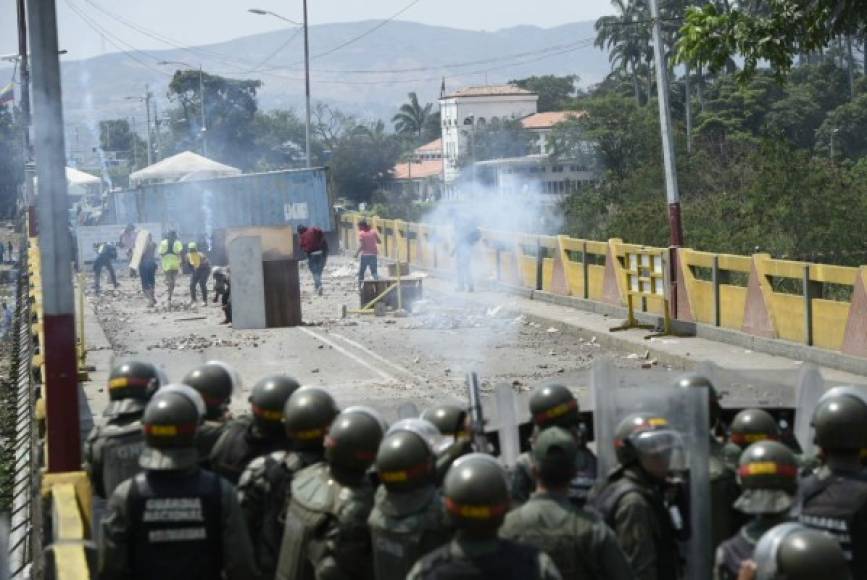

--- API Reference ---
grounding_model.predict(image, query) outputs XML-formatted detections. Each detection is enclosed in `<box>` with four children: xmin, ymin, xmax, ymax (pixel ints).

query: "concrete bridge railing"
<box><xmin>339</xmin><ymin>213</ymin><xmax>867</xmax><ymax>361</ymax></box>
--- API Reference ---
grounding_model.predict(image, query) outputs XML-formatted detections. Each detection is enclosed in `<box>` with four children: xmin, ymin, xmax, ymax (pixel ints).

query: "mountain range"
<box><xmin>3</xmin><ymin>19</ymin><xmax>612</xmax><ymax>148</ymax></box>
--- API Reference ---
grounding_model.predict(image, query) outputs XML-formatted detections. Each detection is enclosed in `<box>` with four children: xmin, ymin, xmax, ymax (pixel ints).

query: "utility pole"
<box><xmin>144</xmin><ymin>88</ymin><xmax>153</xmax><ymax>166</ymax></box>
<box><xmin>303</xmin><ymin>0</ymin><xmax>312</xmax><ymax>168</ymax></box>
<box><xmin>16</xmin><ymin>0</ymin><xmax>31</xmax><ymax>156</ymax></box>
<box><xmin>130</xmin><ymin>116</ymin><xmax>138</xmax><ymax>169</ymax></box>
<box><xmin>26</xmin><ymin>0</ymin><xmax>82</xmax><ymax>472</ymax></box>
<box><xmin>199</xmin><ymin>67</ymin><xmax>208</xmax><ymax>156</ymax></box>
<box><xmin>648</xmin><ymin>0</ymin><xmax>688</xmax><ymax>332</ymax></box>
<box><xmin>153</xmin><ymin>94</ymin><xmax>162</xmax><ymax>162</ymax></box>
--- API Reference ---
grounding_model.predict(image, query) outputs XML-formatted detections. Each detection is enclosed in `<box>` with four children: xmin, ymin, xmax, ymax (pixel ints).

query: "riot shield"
<box><xmin>590</xmin><ymin>359</ymin><xmax>712</xmax><ymax>580</ymax></box>
<box><xmin>793</xmin><ymin>365</ymin><xmax>825</xmax><ymax>457</ymax></box>
<box><xmin>398</xmin><ymin>402</ymin><xmax>419</xmax><ymax>419</ymax></box>
<box><xmin>495</xmin><ymin>383</ymin><xmax>520</xmax><ymax>468</ymax></box>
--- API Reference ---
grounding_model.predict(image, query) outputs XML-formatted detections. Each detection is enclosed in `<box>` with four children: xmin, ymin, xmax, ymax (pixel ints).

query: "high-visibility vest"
<box><xmin>159</xmin><ymin>239</ymin><xmax>183</xmax><ymax>271</ymax></box>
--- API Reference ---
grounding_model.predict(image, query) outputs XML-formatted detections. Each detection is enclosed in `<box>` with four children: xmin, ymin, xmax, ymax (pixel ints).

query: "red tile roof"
<box><xmin>415</xmin><ymin>138</ymin><xmax>442</xmax><ymax>154</ymax></box>
<box><xmin>521</xmin><ymin>111</ymin><xmax>585</xmax><ymax>129</ymax></box>
<box><xmin>392</xmin><ymin>159</ymin><xmax>443</xmax><ymax>180</ymax></box>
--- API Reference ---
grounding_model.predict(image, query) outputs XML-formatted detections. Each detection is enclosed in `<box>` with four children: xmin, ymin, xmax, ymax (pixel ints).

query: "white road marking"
<box><xmin>298</xmin><ymin>326</ymin><xmax>398</xmax><ymax>383</ymax></box>
<box><xmin>329</xmin><ymin>332</ymin><xmax>426</xmax><ymax>383</ymax></box>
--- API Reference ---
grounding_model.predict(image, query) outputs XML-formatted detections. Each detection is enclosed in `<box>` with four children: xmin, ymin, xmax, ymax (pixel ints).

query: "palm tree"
<box><xmin>595</xmin><ymin>0</ymin><xmax>653</xmax><ymax>105</ymax></box>
<box><xmin>392</xmin><ymin>92</ymin><xmax>433</xmax><ymax>138</ymax></box>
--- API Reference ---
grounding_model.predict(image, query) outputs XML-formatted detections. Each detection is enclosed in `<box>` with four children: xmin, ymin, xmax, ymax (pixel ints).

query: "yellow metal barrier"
<box><xmin>43</xmin><ymin>472</ymin><xmax>93</xmax><ymax>580</ymax></box>
<box><xmin>612</xmin><ymin>248</ymin><xmax>672</xmax><ymax>336</ymax></box>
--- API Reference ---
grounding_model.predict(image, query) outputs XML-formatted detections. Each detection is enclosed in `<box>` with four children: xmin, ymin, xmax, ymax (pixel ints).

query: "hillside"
<box><xmin>5</xmin><ymin>19</ymin><xmax>608</xmax><ymax>132</ymax></box>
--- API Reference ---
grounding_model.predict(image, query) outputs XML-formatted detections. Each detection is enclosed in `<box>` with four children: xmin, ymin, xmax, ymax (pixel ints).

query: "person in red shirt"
<box><xmin>297</xmin><ymin>225</ymin><xmax>329</xmax><ymax>295</ymax></box>
<box><xmin>356</xmin><ymin>220</ymin><xmax>381</xmax><ymax>286</ymax></box>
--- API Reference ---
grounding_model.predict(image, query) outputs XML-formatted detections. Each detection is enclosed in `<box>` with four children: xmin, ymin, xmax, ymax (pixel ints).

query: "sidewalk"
<box><xmin>77</xmin><ymin>287</ymin><xmax>115</xmax><ymax>431</ymax></box>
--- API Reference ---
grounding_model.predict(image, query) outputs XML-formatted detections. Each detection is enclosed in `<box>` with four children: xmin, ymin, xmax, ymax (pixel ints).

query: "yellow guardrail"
<box><xmin>340</xmin><ymin>212</ymin><xmax>867</xmax><ymax>358</ymax></box>
<box><xmin>43</xmin><ymin>472</ymin><xmax>93</xmax><ymax>580</ymax></box>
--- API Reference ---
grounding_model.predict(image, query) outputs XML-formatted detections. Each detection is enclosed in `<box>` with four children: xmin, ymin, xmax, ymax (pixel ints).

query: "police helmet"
<box><xmin>529</xmin><ymin>383</ymin><xmax>580</xmax><ymax>429</ymax></box>
<box><xmin>754</xmin><ymin>523</ymin><xmax>850</xmax><ymax>580</ymax></box>
<box><xmin>139</xmin><ymin>385</ymin><xmax>204</xmax><ymax>471</ymax></box>
<box><xmin>443</xmin><ymin>453</ymin><xmax>510</xmax><ymax>531</ymax></box>
<box><xmin>250</xmin><ymin>375</ymin><xmax>301</xmax><ymax>436</ymax></box>
<box><xmin>675</xmin><ymin>373</ymin><xmax>722</xmax><ymax>425</ymax></box>
<box><xmin>734</xmin><ymin>440</ymin><xmax>798</xmax><ymax>515</ymax></box>
<box><xmin>730</xmin><ymin>408</ymin><xmax>780</xmax><ymax>449</ymax></box>
<box><xmin>181</xmin><ymin>361</ymin><xmax>241</xmax><ymax>421</ymax></box>
<box><xmin>376</xmin><ymin>426</ymin><xmax>435</xmax><ymax>492</ymax></box>
<box><xmin>105</xmin><ymin>360</ymin><xmax>164</xmax><ymax>418</ymax></box>
<box><xmin>325</xmin><ymin>406</ymin><xmax>386</xmax><ymax>482</ymax></box>
<box><xmin>812</xmin><ymin>389</ymin><xmax>867</xmax><ymax>451</ymax></box>
<box><xmin>420</xmin><ymin>405</ymin><xmax>467</xmax><ymax>438</ymax></box>
<box><xmin>283</xmin><ymin>387</ymin><xmax>339</xmax><ymax>449</ymax></box>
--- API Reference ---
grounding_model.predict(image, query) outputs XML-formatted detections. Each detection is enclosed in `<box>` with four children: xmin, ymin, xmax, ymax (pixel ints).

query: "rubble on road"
<box><xmin>146</xmin><ymin>333</ymin><xmax>259</xmax><ymax>351</ymax></box>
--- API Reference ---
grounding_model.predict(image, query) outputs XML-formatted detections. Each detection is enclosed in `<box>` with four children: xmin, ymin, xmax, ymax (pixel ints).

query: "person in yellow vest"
<box><xmin>158</xmin><ymin>230</ymin><xmax>184</xmax><ymax>307</ymax></box>
<box><xmin>186</xmin><ymin>242</ymin><xmax>211</xmax><ymax>306</ymax></box>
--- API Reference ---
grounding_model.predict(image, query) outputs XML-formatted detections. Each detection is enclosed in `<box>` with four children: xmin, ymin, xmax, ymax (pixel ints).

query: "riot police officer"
<box><xmin>589</xmin><ymin>413</ymin><xmax>683</xmax><ymax>580</ymax></box>
<box><xmin>182</xmin><ymin>361</ymin><xmax>241</xmax><ymax>463</ymax></box>
<box><xmin>677</xmin><ymin>374</ymin><xmax>741</xmax><ymax>549</ymax></box>
<box><xmin>407</xmin><ymin>453</ymin><xmax>562</xmax><ymax>579</ymax></box>
<box><xmin>98</xmin><ymin>385</ymin><xmax>256</xmax><ymax>580</ymax></box>
<box><xmin>275</xmin><ymin>406</ymin><xmax>386</xmax><ymax>580</ymax></box>
<box><xmin>238</xmin><ymin>386</ymin><xmax>339</xmax><ymax>579</ymax></box>
<box><xmin>421</xmin><ymin>404</ymin><xmax>473</xmax><ymax>481</ymax></box>
<box><xmin>369</xmin><ymin>419</ymin><xmax>451</xmax><ymax>580</ymax></box>
<box><xmin>715</xmin><ymin>440</ymin><xmax>799</xmax><ymax>580</ymax></box>
<box><xmin>209</xmin><ymin>374</ymin><xmax>299</xmax><ymax>483</ymax></box>
<box><xmin>510</xmin><ymin>383</ymin><xmax>597</xmax><ymax>506</ymax></box>
<box><xmin>85</xmin><ymin>360</ymin><xmax>164</xmax><ymax>499</ymax></box>
<box><xmin>501</xmin><ymin>426</ymin><xmax>632</xmax><ymax>580</ymax></box>
<box><xmin>722</xmin><ymin>409</ymin><xmax>781</xmax><ymax>470</ymax></box>
<box><xmin>745</xmin><ymin>523</ymin><xmax>851</xmax><ymax>580</ymax></box>
<box><xmin>796</xmin><ymin>387</ymin><xmax>867</xmax><ymax>577</ymax></box>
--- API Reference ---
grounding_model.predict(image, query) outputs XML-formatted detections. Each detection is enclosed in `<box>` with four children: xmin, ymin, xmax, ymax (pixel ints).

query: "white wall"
<box><xmin>440</xmin><ymin>94</ymin><xmax>539</xmax><ymax>184</ymax></box>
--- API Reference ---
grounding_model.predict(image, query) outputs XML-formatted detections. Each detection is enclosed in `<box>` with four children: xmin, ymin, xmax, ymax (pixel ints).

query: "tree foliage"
<box><xmin>167</xmin><ymin>70</ymin><xmax>262</xmax><ymax>169</ymax></box>
<box><xmin>0</xmin><ymin>107</ymin><xmax>22</xmax><ymax>218</ymax></box>
<box><xmin>511</xmin><ymin>75</ymin><xmax>579</xmax><ymax>112</ymax></box>
<box><xmin>392</xmin><ymin>92</ymin><xmax>433</xmax><ymax>138</ymax></box>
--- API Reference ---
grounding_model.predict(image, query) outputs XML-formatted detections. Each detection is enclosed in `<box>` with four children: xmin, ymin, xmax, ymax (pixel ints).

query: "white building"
<box><xmin>439</xmin><ymin>85</ymin><xmax>539</xmax><ymax>192</ymax></box>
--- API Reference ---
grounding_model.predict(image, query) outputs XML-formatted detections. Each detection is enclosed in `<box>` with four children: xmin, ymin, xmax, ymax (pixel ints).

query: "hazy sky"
<box><xmin>1</xmin><ymin>0</ymin><xmax>614</xmax><ymax>62</ymax></box>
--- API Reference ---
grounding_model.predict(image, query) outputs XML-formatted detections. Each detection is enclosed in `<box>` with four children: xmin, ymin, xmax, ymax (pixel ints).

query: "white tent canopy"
<box><xmin>129</xmin><ymin>151</ymin><xmax>241</xmax><ymax>187</ymax></box>
<box><xmin>66</xmin><ymin>166</ymin><xmax>101</xmax><ymax>186</ymax></box>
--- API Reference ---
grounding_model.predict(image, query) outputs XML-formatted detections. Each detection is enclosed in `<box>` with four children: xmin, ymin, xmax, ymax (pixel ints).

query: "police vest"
<box><xmin>413</xmin><ymin>539</ymin><xmax>542</xmax><ymax>580</ymax></box>
<box><xmin>502</xmin><ymin>496</ymin><xmax>601</xmax><ymax>580</ymax></box>
<box><xmin>716</xmin><ymin>527</ymin><xmax>756</xmax><ymax>580</ymax></box>
<box><xmin>209</xmin><ymin>418</ymin><xmax>287</xmax><ymax>484</ymax></box>
<box><xmin>591</xmin><ymin>473</ymin><xmax>679</xmax><ymax>580</ymax></box>
<box><xmin>798</xmin><ymin>470</ymin><xmax>867</xmax><ymax>576</ymax></box>
<box><xmin>277</xmin><ymin>463</ymin><xmax>375</xmax><ymax>580</ymax></box>
<box><xmin>127</xmin><ymin>470</ymin><xmax>223</xmax><ymax>580</ymax></box>
<box><xmin>97</xmin><ymin>421</ymin><xmax>146</xmax><ymax>498</ymax></box>
<box><xmin>368</xmin><ymin>485</ymin><xmax>450</xmax><ymax>580</ymax></box>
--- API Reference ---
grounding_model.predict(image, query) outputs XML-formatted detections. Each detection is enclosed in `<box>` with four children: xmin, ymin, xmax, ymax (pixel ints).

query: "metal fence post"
<box><xmin>582</xmin><ymin>241</ymin><xmax>589</xmax><ymax>299</ymax></box>
<box><xmin>803</xmin><ymin>265</ymin><xmax>813</xmax><ymax>346</ymax></box>
<box><xmin>712</xmin><ymin>255</ymin><xmax>721</xmax><ymax>327</ymax></box>
<box><xmin>535</xmin><ymin>239</ymin><xmax>543</xmax><ymax>291</ymax></box>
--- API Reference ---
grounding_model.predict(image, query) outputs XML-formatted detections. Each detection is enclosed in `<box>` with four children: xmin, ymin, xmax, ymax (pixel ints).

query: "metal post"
<box><xmin>803</xmin><ymin>265</ymin><xmax>813</xmax><ymax>346</ymax></box>
<box><xmin>302</xmin><ymin>0</ymin><xmax>312</xmax><ymax>168</ymax></box>
<box><xmin>684</xmin><ymin>64</ymin><xmax>692</xmax><ymax>155</ymax></box>
<box><xmin>153</xmin><ymin>97</ymin><xmax>162</xmax><ymax>161</ymax></box>
<box><xmin>495</xmin><ymin>246</ymin><xmax>501</xmax><ymax>282</ymax></box>
<box><xmin>649</xmin><ymin>0</ymin><xmax>684</xmax><ymax>320</ymax></box>
<box><xmin>712</xmin><ymin>255</ymin><xmax>721</xmax><ymax>327</ymax></box>
<box><xmin>144</xmin><ymin>87</ymin><xmax>153</xmax><ymax>166</ymax></box>
<box><xmin>16</xmin><ymin>0</ymin><xmax>31</xmax><ymax>156</ymax></box>
<box><xmin>199</xmin><ymin>67</ymin><xmax>208</xmax><ymax>156</ymax></box>
<box><xmin>130</xmin><ymin>116</ymin><xmax>138</xmax><ymax>168</ymax></box>
<box><xmin>26</xmin><ymin>0</ymin><xmax>82</xmax><ymax>472</ymax></box>
<box><xmin>581</xmin><ymin>241</ymin><xmax>589</xmax><ymax>299</ymax></box>
<box><xmin>535</xmin><ymin>239</ymin><xmax>543</xmax><ymax>291</ymax></box>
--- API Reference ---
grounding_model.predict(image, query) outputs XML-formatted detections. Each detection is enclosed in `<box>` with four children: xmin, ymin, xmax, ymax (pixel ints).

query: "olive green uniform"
<box><xmin>406</xmin><ymin>537</ymin><xmax>563</xmax><ymax>580</ymax></box>
<box><xmin>500</xmin><ymin>491</ymin><xmax>633</xmax><ymax>580</ymax></box>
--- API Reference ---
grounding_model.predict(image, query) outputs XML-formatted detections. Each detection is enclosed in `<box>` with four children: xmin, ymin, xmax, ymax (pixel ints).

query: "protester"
<box><xmin>158</xmin><ymin>231</ymin><xmax>183</xmax><ymax>307</ymax></box>
<box><xmin>93</xmin><ymin>242</ymin><xmax>118</xmax><ymax>293</ymax></box>
<box><xmin>185</xmin><ymin>242</ymin><xmax>211</xmax><ymax>306</ymax></box>
<box><xmin>356</xmin><ymin>219</ymin><xmax>381</xmax><ymax>286</ymax></box>
<box><xmin>297</xmin><ymin>224</ymin><xmax>329</xmax><ymax>295</ymax></box>
<box><xmin>139</xmin><ymin>241</ymin><xmax>157</xmax><ymax>307</ymax></box>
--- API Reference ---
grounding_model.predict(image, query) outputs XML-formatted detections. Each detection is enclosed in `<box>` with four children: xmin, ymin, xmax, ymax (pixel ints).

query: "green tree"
<box><xmin>816</xmin><ymin>94</ymin><xmax>867</xmax><ymax>159</ymax></box>
<box><xmin>511</xmin><ymin>75</ymin><xmax>579</xmax><ymax>112</ymax></box>
<box><xmin>98</xmin><ymin>119</ymin><xmax>147</xmax><ymax>168</ymax></box>
<box><xmin>677</xmin><ymin>1</ymin><xmax>867</xmax><ymax>80</ymax></box>
<box><xmin>329</xmin><ymin>120</ymin><xmax>402</xmax><ymax>203</ymax></box>
<box><xmin>252</xmin><ymin>109</ymin><xmax>311</xmax><ymax>170</ymax></box>
<box><xmin>0</xmin><ymin>107</ymin><xmax>23</xmax><ymax>217</ymax></box>
<box><xmin>392</xmin><ymin>92</ymin><xmax>433</xmax><ymax>138</ymax></box>
<box><xmin>594</xmin><ymin>0</ymin><xmax>652</xmax><ymax>105</ymax></box>
<box><xmin>167</xmin><ymin>70</ymin><xmax>262</xmax><ymax>168</ymax></box>
<box><xmin>464</xmin><ymin>118</ymin><xmax>532</xmax><ymax>164</ymax></box>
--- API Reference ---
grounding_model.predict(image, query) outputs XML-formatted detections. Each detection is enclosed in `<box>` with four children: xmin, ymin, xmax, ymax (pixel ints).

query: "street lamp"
<box><xmin>158</xmin><ymin>60</ymin><xmax>208</xmax><ymax>156</ymax></box>
<box><xmin>249</xmin><ymin>5</ymin><xmax>312</xmax><ymax>168</ymax></box>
